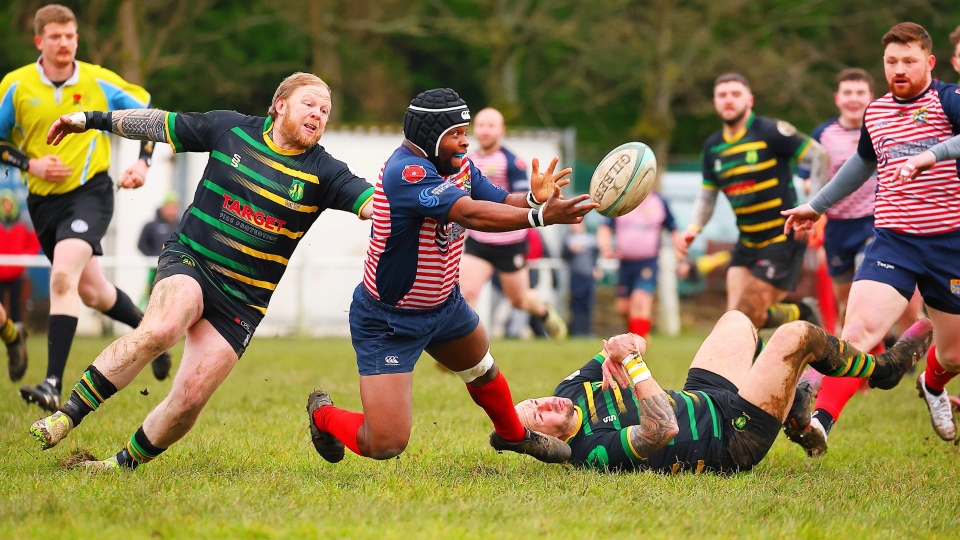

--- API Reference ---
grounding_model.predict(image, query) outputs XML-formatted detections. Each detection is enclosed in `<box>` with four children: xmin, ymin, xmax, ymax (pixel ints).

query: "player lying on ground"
<box><xmin>305</xmin><ymin>89</ymin><xmax>595</xmax><ymax>466</ymax></box>
<box><xmin>29</xmin><ymin>72</ymin><xmax>375</xmax><ymax>470</ymax></box>
<box><xmin>515</xmin><ymin>311</ymin><xmax>932</xmax><ymax>473</ymax></box>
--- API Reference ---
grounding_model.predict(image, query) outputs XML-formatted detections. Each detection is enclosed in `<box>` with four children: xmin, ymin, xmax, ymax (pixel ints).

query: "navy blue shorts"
<box><xmin>350</xmin><ymin>284</ymin><xmax>481</xmax><ymax>375</ymax></box>
<box><xmin>823</xmin><ymin>216</ymin><xmax>874</xmax><ymax>280</ymax></box>
<box><xmin>616</xmin><ymin>258</ymin><xmax>658</xmax><ymax>297</ymax></box>
<box><xmin>855</xmin><ymin>228</ymin><xmax>960</xmax><ymax>314</ymax></box>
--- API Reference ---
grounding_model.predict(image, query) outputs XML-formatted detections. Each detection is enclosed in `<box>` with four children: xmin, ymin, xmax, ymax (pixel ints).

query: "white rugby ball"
<box><xmin>589</xmin><ymin>141</ymin><xmax>657</xmax><ymax>217</ymax></box>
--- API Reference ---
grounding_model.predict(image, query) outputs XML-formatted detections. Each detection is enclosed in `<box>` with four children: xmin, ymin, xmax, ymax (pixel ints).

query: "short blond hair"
<box><xmin>267</xmin><ymin>72</ymin><xmax>331</xmax><ymax>120</ymax></box>
<box><xmin>34</xmin><ymin>4</ymin><xmax>76</xmax><ymax>37</ymax></box>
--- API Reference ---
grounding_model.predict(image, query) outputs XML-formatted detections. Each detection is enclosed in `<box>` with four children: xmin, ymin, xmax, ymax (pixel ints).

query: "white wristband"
<box><xmin>526</xmin><ymin>190</ymin><xmax>544</xmax><ymax>209</ymax></box>
<box><xmin>621</xmin><ymin>353</ymin><xmax>650</xmax><ymax>385</ymax></box>
<box><xmin>527</xmin><ymin>208</ymin><xmax>545</xmax><ymax>228</ymax></box>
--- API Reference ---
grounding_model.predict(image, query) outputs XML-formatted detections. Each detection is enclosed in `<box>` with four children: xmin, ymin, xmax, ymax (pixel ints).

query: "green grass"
<box><xmin>2</xmin><ymin>332</ymin><xmax>959</xmax><ymax>538</ymax></box>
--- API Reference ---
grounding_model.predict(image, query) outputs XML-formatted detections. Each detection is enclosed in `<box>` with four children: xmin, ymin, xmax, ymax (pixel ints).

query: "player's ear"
<box><xmin>927</xmin><ymin>54</ymin><xmax>936</xmax><ymax>71</ymax></box>
<box><xmin>33</xmin><ymin>35</ymin><xmax>42</xmax><ymax>50</ymax></box>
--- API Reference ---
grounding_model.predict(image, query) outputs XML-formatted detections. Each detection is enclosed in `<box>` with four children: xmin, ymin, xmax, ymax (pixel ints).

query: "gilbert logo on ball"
<box><xmin>589</xmin><ymin>141</ymin><xmax>657</xmax><ymax>217</ymax></box>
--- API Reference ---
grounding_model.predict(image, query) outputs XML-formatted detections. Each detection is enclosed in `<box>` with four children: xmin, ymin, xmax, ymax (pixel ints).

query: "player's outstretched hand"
<box><xmin>781</xmin><ymin>203</ymin><xmax>821</xmax><ymax>235</ymax></box>
<box><xmin>892</xmin><ymin>150</ymin><xmax>936</xmax><ymax>183</ymax></box>
<box><xmin>530</xmin><ymin>157</ymin><xmax>572</xmax><ymax>203</ymax></box>
<box><xmin>600</xmin><ymin>351</ymin><xmax>631</xmax><ymax>391</ymax></box>
<box><xmin>27</xmin><ymin>155</ymin><xmax>72</xmax><ymax>182</ymax></box>
<box><xmin>540</xmin><ymin>186</ymin><xmax>598</xmax><ymax>225</ymax></box>
<box><xmin>47</xmin><ymin>112</ymin><xmax>88</xmax><ymax>146</ymax></box>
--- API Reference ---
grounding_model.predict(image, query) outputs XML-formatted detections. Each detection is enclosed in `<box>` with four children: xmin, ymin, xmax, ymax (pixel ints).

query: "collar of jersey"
<box><xmin>567</xmin><ymin>405</ymin><xmax>584</xmax><ymax>442</ymax></box>
<box><xmin>722</xmin><ymin>112</ymin><xmax>755</xmax><ymax>144</ymax></box>
<box><xmin>262</xmin><ymin>123</ymin><xmax>306</xmax><ymax>156</ymax></box>
<box><xmin>890</xmin><ymin>79</ymin><xmax>935</xmax><ymax>105</ymax></box>
<box><xmin>35</xmin><ymin>57</ymin><xmax>79</xmax><ymax>87</ymax></box>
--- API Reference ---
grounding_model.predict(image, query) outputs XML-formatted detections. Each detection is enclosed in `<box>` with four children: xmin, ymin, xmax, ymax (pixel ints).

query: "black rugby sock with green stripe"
<box><xmin>115</xmin><ymin>426</ymin><xmax>166</xmax><ymax>469</ymax></box>
<box><xmin>810</xmin><ymin>335</ymin><xmax>890</xmax><ymax>380</ymax></box>
<box><xmin>60</xmin><ymin>365</ymin><xmax>118</xmax><ymax>426</ymax></box>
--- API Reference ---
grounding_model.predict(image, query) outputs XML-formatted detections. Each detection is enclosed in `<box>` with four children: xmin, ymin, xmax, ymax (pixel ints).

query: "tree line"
<box><xmin>2</xmin><ymin>0</ymin><xmax>959</xmax><ymax>168</ymax></box>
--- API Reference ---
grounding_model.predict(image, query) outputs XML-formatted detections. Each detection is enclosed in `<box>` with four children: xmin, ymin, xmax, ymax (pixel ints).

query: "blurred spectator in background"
<box><xmin>0</xmin><ymin>188</ymin><xmax>41</xmax><ymax>325</ymax></box>
<box><xmin>137</xmin><ymin>191</ymin><xmax>180</xmax><ymax>299</ymax></box>
<box><xmin>562</xmin><ymin>222</ymin><xmax>599</xmax><ymax>337</ymax></box>
<box><xmin>0</xmin><ymin>188</ymin><xmax>39</xmax><ymax>381</ymax></box>
<box><xmin>597</xmin><ymin>192</ymin><xmax>683</xmax><ymax>338</ymax></box>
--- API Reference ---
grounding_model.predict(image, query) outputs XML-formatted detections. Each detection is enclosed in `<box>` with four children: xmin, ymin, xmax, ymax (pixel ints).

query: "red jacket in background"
<box><xmin>0</xmin><ymin>222</ymin><xmax>41</xmax><ymax>281</ymax></box>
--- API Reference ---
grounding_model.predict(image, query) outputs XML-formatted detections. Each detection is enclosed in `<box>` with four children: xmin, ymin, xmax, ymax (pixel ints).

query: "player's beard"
<box><xmin>278</xmin><ymin>109</ymin><xmax>322</xmax><ymax>150</ymax></box>
<box><xmin>721</xmin><ymin>106</ymin><xmax>748</xmax><ymax>128</ymax></box>
<box><xmin>888</xmin><ymin>77</ymin><xmax>929</xmax><ymax>100</ymax></box>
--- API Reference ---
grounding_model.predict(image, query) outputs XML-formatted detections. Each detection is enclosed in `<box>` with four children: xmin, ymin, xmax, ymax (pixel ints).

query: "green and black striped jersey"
<box><xmin>164</xmin><ymin>110</ymin><xmax>373</xmax><ymax>316</ymax></box>
<box><xmin>555</xmin><ymin>353</ymin><xmax>723</xmax><ymax>474</ymax></box>
<box><xmin>700</xmin><ymin>113</ymin><xmax>811</xmax><ymax>248</ymax></box>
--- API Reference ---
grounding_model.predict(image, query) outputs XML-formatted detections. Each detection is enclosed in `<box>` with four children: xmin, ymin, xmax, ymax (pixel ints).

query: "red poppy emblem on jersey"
<box><xmin>402</xmin><ymin>164</ymin><xmax>427</xmax><ymax>183</ymax></box>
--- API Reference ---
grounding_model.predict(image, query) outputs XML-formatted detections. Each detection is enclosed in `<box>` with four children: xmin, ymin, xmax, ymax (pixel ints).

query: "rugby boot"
<box><xmin>785</xmin><ymin>417</ymin><xmax>828</xmax><ymax>457</ymax></box>
<box><xmin>306</xmin><ymin>389</ymin><xmax>345</xmax><ymax>463</ymax></box>
<box><xmin>151</xmin><ymin>350</ymin><xmax>172</xmax><ymax>381</ymax></box>
<box><xmin>19</xmin><ymin>379</ymin><xmax>61</xmax><ymax>412</ymax></box>
<box><xmin>868</xmin><ymin>318</ymin><xmax>933</xmax><ymax>390</ymax></box>
<box><xmin>783</xmin><ymin>380</ymin><xmax>827</xmax><ymax>457</ymax></box>
<box><xmin>541</xmin><ymin>305</ymin><xmax>568</xmax><ymax>340</ymax></box>
<box><xmin>30</xmin><ymin>411</ymin><xmax>74</xmax><ymax>450</ymax></box>
<box><xmin>7</xmin><ymin>322</ymin><xmax>27</xmax><ymax>382</ymax></box>
<box><xmin>489</xmin><ymin>427</ymin><xmax>571</xmax><ymax>464</ymax></box>
<box><xmin>916</xmin><ymin>372</ymin><xmax>957</xmax><ymax>441</ymax></box>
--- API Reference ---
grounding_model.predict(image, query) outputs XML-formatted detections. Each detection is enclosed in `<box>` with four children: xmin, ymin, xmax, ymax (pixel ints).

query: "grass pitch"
<box><xmin>2</xmin><ymin>332</ymin><xmax>959</xmax><ymax>538</ymax></box>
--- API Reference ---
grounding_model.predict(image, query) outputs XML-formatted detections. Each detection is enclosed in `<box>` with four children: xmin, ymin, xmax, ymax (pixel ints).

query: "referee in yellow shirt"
<box><xmin>0</xmin><ymin>5</ymin><xmax>172</xmax><ymax>411</ymax></box>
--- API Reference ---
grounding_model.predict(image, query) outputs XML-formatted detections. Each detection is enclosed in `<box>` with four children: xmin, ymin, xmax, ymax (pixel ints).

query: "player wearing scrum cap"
<box><xmin>307</xmin><ymin>88</ymin><xmax>596</xmax><ymax>464</ymax></box>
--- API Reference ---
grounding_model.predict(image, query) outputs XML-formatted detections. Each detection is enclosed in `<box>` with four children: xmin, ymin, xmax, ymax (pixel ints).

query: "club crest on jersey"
<box><xmin>403</xmin><ymin>164</ymin><xmax>427</xmax><ymax>183</ymax></box>
<box><xmin>912</xmin><ymin>107</ymin><xmax>928</xmax><ymax>125</ymax></box>
<box><xmin>434</xmin><ymin>222</ymin><xmax>464</xmax><ymax>254</ymax></box>
<box><xmin>951</xmin><ymin>280</ymin><xmax>960</xmax><ymax>296</ymax></box>
<box><xmin>289</xmin><ymin>179</ymin><xmax>304</xmax><ymax>202</ymax></box>
<box><xmin>745</xmin><ymin>150</ymin><xmax>759</xmax><ymax>164</ymax></box>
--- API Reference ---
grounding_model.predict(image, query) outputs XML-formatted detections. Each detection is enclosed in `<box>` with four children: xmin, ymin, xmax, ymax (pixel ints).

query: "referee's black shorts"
<box><xmin>27</xmin><ymin>172</ymin><xmax>114</xmax><ymax>261</ymax></box>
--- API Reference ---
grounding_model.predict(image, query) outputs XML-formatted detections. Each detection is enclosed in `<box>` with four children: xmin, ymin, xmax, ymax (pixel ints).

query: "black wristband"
<box><xmin>0</xmin><ymin>142</ymin><xmax>30</xmax><ymax>171</ymax></box>
<box><xmin>139</xmin><ymin>140</ymin><xmax>155</xmax><ymax>166</ymax></box>
<box><xmin>84</xmin><ymin>111</ymin><xmax>113</xmax><ymax>131</ymax></box>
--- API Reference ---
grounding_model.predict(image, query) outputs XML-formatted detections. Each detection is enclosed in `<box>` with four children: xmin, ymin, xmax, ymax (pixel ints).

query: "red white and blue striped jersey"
<box><xmin>858</xmin><ymin>80</ymin><xmax>960</xmax><ymax>234</ymax></box>
<box><xmin>467</xmin><ymin>146</ymin><xmax>529</xmax><ymax>245</ymax></box>
<box><xmin>810</xmin><ymin>118</ymin><xmax>877</xmax><ymax>220</ymax></box>
<box><xmin>362</xmin><ymin>146</ymin><xmax>509</xmax><ymax>308</ymax></box>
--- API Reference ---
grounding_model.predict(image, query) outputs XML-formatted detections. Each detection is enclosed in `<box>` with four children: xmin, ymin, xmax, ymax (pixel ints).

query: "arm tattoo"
<box><xmin>629</xmin><ymin>392</ymin><xmax>679</xmax><ymax>459</ymax></box>
<box><xmin>111</xmin><ymin>109</ymin><xmax>171</xmax><ymax>143</ymax></box>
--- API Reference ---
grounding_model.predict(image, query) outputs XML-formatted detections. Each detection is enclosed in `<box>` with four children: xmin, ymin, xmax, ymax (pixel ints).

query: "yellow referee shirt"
<box><xmin>0</xmin><ymin>59</ymin><xmax>150</xmax><ymax>196</ymax></box>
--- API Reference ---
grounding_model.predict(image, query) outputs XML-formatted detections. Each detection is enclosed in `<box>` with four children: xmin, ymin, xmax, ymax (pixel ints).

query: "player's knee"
<box><xmin>138</xmin><ymin>321</ymin><xmax>182</xmax><ymax>354</ymax></box>
<box><xmin>771</xmin><ymin>321</ymin><xmax>826</xmax><ymax>365</ymax></box>
<box><xmin>457</xmin><ymin>350</ymin><xmax>496</xmax><ymax>386</ymax></box>
<box><xmin>367</xmin><ymin>436</ymin><xmax>409</xmax><ymax>460</ymax></box>
<box><xmin>718</xmin><ymin>310</ymin><xmax>753</xmax><ymax>331</ymax></box>
<box><xmin>77</xmin><ymin>280</ymin><xmax>103</xmax><ymax>307</ymax></box>
<box><xmin>169</xmin><ymin>383</ymin><xmax>210</xmax><ymax>417</ymax></box>
<box><xmin>50</xmin><ymin>270</ymin><xmax>75</xmax><ymax>298</ymax></box>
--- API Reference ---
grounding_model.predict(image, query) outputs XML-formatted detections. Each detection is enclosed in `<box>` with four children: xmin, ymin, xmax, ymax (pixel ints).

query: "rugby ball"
<box><xmin>589</xmin><ymin>141</ymin><xmax>657</xmax><ymax>217</ymax></box>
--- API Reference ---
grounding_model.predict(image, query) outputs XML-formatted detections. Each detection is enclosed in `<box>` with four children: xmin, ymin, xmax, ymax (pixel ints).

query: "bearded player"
<box><xmin>515</xmin><ymin>313</ymin><xmax>931</xmax><ymax>474</ymax></box>
<box><xmin>459</xmin><ymin>107</ymin><xmax>567</xmax><ymax>339</ymax></box>
<box><xmin>29</xmin><ymin>72</ymin><xmax>376</xmax><ymax>470</ymax></box>
<box><xmin>784</xmin><ymin>22</ymin><xmax>960</xmax><ymax>445</ymax></box>
<box><xmin>306</xmin><ymin>89</ymin><xmax>596</xmax><ymax>464</ymax></box>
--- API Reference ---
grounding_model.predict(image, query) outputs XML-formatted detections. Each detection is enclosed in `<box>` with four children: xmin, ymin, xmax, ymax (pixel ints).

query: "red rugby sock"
<box><xmin>466</xmin><ymin>372</ymin><xmax>526</xmax><ymax>442</ymax></box>
<box><xmin>629</xmin><ymin>318</ymin><xmax>651</xmax><ymax>337</ymax></box>
<box><xmin>924</xmin><ymin>345</ymin><xmax>956</xmax><ymax>393</ymax></box>
<box><xmin>814</xmin><ymin>375</ymin><xmax>861</xmax><ymax>422</ymax></box>
<box><xmin>313</xmin><ymin>406</ymin><xmax>365</xmax><ymax>456</ymax></box>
